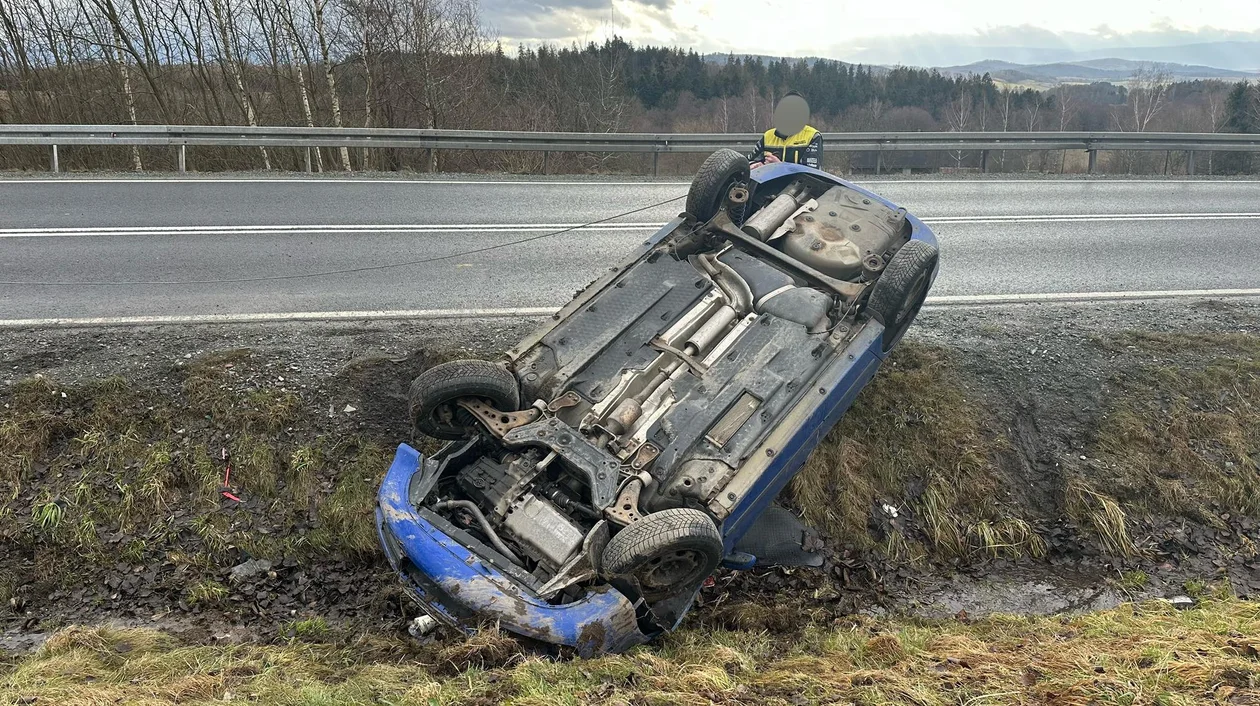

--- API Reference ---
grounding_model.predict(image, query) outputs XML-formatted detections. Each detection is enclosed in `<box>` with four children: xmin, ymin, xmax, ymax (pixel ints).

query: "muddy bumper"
<box><xmin>376</xmin><ymin>444</ymin><xmax>649</xmax><ymax>656</ymax></box>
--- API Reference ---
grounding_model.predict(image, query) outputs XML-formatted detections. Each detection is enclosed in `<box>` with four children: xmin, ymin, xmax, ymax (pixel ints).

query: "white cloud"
<box><xmin>482</xmin><ymin>0</ymin><xmax>1260</xmax><ymax>69</ymax></box>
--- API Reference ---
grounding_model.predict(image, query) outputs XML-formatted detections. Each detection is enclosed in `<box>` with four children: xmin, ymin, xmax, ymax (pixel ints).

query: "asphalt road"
<box><xmin>2</xmin><ymin>176</ymin><xmax>1259</xmax><ymax>321</ymax></box>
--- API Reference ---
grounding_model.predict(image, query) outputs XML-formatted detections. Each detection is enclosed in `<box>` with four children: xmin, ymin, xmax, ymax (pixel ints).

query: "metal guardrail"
<box><xmin>3</xmin><ymin>124</ymin><xmax>1258</xmax><ymax>175</ymax></box>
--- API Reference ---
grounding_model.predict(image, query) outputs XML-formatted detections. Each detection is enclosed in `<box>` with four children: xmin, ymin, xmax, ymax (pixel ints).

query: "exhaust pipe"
<box><xmin>685</xmin><ymin>305</ymin><xmax>737</xmax><ymax>355</ymax></box>
<box><xmin>742</xmin><ymin>182</ymin><xmax>805</xmax><ymax>241</ymax></box>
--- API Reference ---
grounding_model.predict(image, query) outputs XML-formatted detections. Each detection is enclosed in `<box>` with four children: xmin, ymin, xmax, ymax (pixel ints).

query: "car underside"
<box><xmin>376</xmin><ymin>150</ymin><xmax>939</xmax><ymax>655</ymax></box>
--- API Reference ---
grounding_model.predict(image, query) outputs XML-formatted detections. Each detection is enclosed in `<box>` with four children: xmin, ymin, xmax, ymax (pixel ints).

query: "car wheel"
<box><xmin>866</xmin><ymin>240</ymin><xmax>939</xmax><ymax>352</ymax></box>
<box><xmin>602</xmin><ymin>508</ymin><xmax>723</xmax><ymax>600</ymax></box>
<box><xmin>686</xmin><ymin>149</ymin><xmax>751</xmax><ymax>223</ymax></box>
<box><xmin>408</xmin><ymin>359</ymin><xmax>521</xmax><ymax>440</ymax></box>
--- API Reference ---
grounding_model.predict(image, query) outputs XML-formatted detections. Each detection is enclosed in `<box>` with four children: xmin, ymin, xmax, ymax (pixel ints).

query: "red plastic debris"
<box><xmin>220</xmin><ymin>447</ymin><xmax>240</xmax><ymax>503</ymax></box>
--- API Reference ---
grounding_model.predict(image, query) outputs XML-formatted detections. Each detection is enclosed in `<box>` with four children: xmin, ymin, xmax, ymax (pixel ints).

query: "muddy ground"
<box><xmin>2</xmin><ymin>298</ymin><xmax>1258</xmax><ymax>655</ymax></box>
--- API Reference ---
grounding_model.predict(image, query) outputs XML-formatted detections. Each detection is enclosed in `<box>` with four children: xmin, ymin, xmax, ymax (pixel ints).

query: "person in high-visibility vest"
<box><xmin>749</xmin><ymin>92</ymin><xmax>822</xmax><ymax>170</ymax></box>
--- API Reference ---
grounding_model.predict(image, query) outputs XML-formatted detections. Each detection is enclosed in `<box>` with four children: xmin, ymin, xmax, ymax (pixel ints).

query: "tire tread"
<box><xmin>866</xmin><ymin>240</ymin><xmax>938</xmax><ymax>350</ymax></box>
<box><xmin>602</xmin><ymin>508</ymin><xmax>722</xmax><ymax>594</ymax></box>
<box><xmin>686</xmin><ymin>149</ymin><xmax>750</xmax><ymax>222</ymax></box>
<box><xmin>408</xmin><ymin>359</ymin><xmax>520</xmax><ymax>439</ymax></box>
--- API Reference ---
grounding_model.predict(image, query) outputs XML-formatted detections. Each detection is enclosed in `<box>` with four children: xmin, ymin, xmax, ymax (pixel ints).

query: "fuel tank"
<box><xmin>779</xmin><ymin>185</ymin><xmax>909</xmax><ymax>281</ymax></box>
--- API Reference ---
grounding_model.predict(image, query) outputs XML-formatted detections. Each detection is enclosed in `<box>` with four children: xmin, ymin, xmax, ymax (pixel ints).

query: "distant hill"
<box><xmin>700</xmin><ymin>53</ymin><xmax>1256</xmax><ymax>86</ymax></box>
<box><xmin>938</xmin><ymin>58</ymin><xmax>1258</xmax><ymax>84</ymax></box>
<box><xmin>1079</xmin><ymin>42</ymin><xmax>1260</xmax><ymax>73</ymax></box>
<box><xmin>837</xmin><ymin>39</ymin><xmax>1260</xmax><ymax>73</ymax></box>
<box><xmin>701</xmin><ymin>53</ymin><xmax>826</xmax><ymax>66</ymax></box>
<box><xmin>700</xmin><ymin>53</ymin><xmax>889</xmax><ymax>74</ymax></box>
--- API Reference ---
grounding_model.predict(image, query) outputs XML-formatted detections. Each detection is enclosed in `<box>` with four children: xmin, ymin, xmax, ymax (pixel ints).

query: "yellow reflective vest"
<box><xmin>749</xmin><ymin>126</ymin><xmax>823</xmax><ymax>169</ymax></box>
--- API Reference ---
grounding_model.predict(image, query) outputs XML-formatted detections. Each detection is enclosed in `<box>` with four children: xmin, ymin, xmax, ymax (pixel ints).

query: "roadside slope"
<box><xmin>1</xmin><ymin>298</ymin><xmax>1258</xmax><ymax>703</ymax></box>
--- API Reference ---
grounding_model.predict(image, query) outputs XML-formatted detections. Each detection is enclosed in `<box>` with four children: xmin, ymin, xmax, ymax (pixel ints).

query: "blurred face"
<box><xmin>773</xmin><ymin>94</ymin><xmax>810</xmax><ymax>136</ymax></box>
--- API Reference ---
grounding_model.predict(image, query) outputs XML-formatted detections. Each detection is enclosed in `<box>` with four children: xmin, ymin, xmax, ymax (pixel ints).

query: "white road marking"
<box><xmin>0</xmin><ymin>223</ymin><xmax>663</xmax><ymax>238</ymax></box>
<box><xmin>3</xmin><ymin>212</ymin><xmax>1259</xmax><ymax>238</ymax></box>
<box><xmin>923</xmin><ymin>288</ymin><xmax>1260</xmax><ymax>306</ymax></box>
<box><xmin>3</xmin><ymin>288</ymin><xmax>1257</xmax><ymax>328</ymax></box>
<box><xmin>2</xmin><ymin>176</ymin><xmax>1258</xmax><ymax>185</ymax></box>
<box><xmin>0</xmin><ymin>177</ymin><xmax>693</xmax><ymax>186</ymax></box>
<box><xmin>925</xmin><ymin>212</ymin><xmax>1260</xmax><ymax>223</ymax></box>
<box><xmin>867</xmin><ymin>179</ymin><xmax>1260</xmax><ymax>185</ymax></box>
<box><xmin>0</xmin><ymin>307</ymin><xmax>560</xmax><ymax>328</ymax></box>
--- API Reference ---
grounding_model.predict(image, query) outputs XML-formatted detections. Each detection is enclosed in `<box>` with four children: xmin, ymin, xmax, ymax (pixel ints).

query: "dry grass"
<box><xmin>1071</xmin><ymin>332</ymin><xmax>1260</xmax><ymax>553</ymax></box>
<box><xmin>5</xmin><ymin>337</ymin><xmax>1260</xmax><ymax>704</ymax></box>
<box><xmin>3</xmin><ymin>599</ymin><xmax>1258</xmax><ymax>705</ymax></box>
<box><xmin>790</xmin><ymin>345</ymin><xmax>1041</xmax><ymax>561</ymax></box>
<box><xmin>792</xmin><ymin>334</ymin><xmax>1260</xmax><ymax>562</ymax></box>
<box><xmin>0</xmin><ymin>350</ymin><xmax>388</xmax><ymax>598</ymax></box>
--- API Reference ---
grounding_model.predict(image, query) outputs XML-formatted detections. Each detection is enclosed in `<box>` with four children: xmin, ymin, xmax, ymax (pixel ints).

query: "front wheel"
<box><xmin>601</xmin><ymin>508</ymin><xmax>723</xmax><ymax>600</ymax></box>
<box><xmin>408</xmin><ymin>359</ymin><xmax>521</xmax><ymax>440</ymax></box>
<box><xmin>865</xmin><ymin>240</ymin><xmax>938</xmax><ymax>352</ymax></box>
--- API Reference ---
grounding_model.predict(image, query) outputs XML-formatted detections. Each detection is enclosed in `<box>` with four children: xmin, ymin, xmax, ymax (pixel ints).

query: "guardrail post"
<box><xmin>304</xmin><ymin>147</ymin><xmax>312</xmax><ymax>173</ymax></box>
<box><xmin>875</xmin><ymin>150</ymin><xmax>882</xmax><ymax>176</ymax></box>
<box><xmin>543</xmin><ymin>150</ymin><xmax>550</xmax><ymax>175</ymax></box>
<box><xmin>51</xmin><ymin>144</ymin><xmax>60</xmax><ymax>173</ymax></box>
<box><xmin>178</xmin><ymin>144</ymin><xmax>187</xmax><ymax>173</ymax></box>
<box><xmin>1186</xmin><ymin>150</ymin><xmax>1196</xmax><ymax>176</ymax></box>
<box><xmin>1087</xmin><ymin>149</ymin><xmax>1097</xmax><ymax>174</ymax></box>
<box><xmin>652</xmin><ymin>151</ymin><xmax>659</xmax><ymax>177</ymax></box>
<box><xmin>981</xmin><ymin>149</ymin><xmax>990</xmax><ymax>173</ymax></box>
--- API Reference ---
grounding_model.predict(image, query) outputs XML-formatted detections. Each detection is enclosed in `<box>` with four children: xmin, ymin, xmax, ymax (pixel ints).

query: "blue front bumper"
<box><xmin>375</xmin><ymin>444</ymin><xmax>650</xmax><ymax>656</ymax></box>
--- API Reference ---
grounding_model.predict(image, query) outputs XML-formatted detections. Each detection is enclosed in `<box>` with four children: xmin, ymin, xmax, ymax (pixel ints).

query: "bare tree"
<box><xmin>84</xmin><ymin>0</ymin><xmax>172</xmax><ymax>121</ymax></box>
<box><xmin>1122</xmin><ymin>65</ymin><xmax>1172</xmax><ymax>132</ymax></box>
<box><xmin>112</xmin><ymin>29</ymin><xmax>143</xmax><ymax>169</ymax></box>
<box><xmin>1109</xmin><ymin>65</ymin><xmax>1172</xmax><ymax>172</ymax></box>
<box><xmin>996</xmin><ymin>88</ymin><xmax>1015</xmax><ymax>170</ymax></box>
<box><xmin>1054</xmin><ymin>86</ymin><xmax>1078</xmax><ymax>172</ymax></box>
<box><xmin>206</xmin><ymin>0</ymin><xmax>270</xmax><ymax>168</ymax></box>
<box><xmin>311</xmin><ymin>0</ymin><xmax>349</xmax><ymax>170</ymax></box>
<box><xmin>1021</xmin><ymin>93</ymin><xmax>1047</xmax><ymax>171</ymax></box>
<box><xmin>277</xmin><ymin>0</ymin><xmax>323</xmax><ymax>170</ymax></box>
<box><xmin>1198</xmin><ymin>85</ymin><xmax>1232</xmax><ymax>174</ymax></box>
<box><xmin>863</xmin><ymin>97</ymin><xmax>885</xmax><ymax>131</ymax></box>
<box><xmin>944</xmin><ymin>90</ymin><xmax>972</xmax><ymax>169</ymax></box>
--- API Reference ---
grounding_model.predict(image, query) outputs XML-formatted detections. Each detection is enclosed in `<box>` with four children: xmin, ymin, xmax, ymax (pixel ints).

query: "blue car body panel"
<box><xmin>377</xmin><ymin>161</ymin><xmax>939</xmax><ymax>653</ymax></box>
<box><xmin>717</xmin><ymin>323</ymin><xmax>885</xmax><ymax>551</ymax></box>
<box><xmin>377</xmin><ymin>444</ymin><xmax>649</xmax><ymax>655</ymax></box>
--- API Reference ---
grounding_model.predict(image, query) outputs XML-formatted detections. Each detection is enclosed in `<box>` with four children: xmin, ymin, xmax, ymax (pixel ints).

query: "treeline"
<box><xmin>0</xmin><ymin>0</ymin><xmax>1257</xmax><ymax>173</ymax></box>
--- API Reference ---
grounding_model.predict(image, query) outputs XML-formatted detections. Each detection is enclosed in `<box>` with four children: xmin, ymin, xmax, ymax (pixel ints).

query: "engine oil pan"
<box><xmin>779</xmin><ymin>186</ymin><xmax>907</xmax><ymax>280</ymax></box>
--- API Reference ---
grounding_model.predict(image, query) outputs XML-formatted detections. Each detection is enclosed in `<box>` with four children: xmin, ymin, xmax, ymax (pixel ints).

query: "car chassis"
<box><xmin>377</xmin><ymin>151</ymin><xmax>940</xmax><ymax>655</ymax></box>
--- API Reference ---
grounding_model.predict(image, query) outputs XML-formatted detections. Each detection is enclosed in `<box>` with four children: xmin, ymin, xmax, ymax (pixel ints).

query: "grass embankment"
<box><xmin>1</xmin><ymin>331</ymin><xmax>1258</xmax><ymax>703</ymax></box>
<box><xmin>2</xmin><ymin>334</ymin><xmax>1258</xmax><ymax>605</ymax></box>
<box><xmin>1077</xmin><ymin>332</ymin><xmax>1260</xmax><ymax>556</ymax></box>
<box><xmin>791</xmin><ymin>345</ymin><xmax>1045</xmax><ymax>563</ymax></box>
<box><xmin>0</xmin><ymin>349</ymin><xmax>390</xmax><ymax>613</ymax></box>
<box><xmin>791</xmin><ymin>332</ymin><xmax>1260</xmax><ymax>562</ymax></box>
<box><xmin>2</xmin><ymin>599</ymin><xmax>1258</xmax><ymax>705</ymax></box>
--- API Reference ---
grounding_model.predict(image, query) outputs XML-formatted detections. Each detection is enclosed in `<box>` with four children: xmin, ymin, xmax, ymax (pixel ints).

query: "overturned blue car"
<box><xmin>377</xmin><ymin>149</ymin><xmax>939</xmax><ymax>655</ymax></box>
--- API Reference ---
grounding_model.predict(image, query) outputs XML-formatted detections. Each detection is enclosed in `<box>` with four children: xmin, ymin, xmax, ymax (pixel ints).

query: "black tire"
<box><xmin>866</xmin><ymin>239</ymin><xmax>939</xmax><ymax>352</ymax></box>
<box><xmin>602</xmin><ymin>508</ymin><xmax>723</xmax><ymax>600</ymax></box>
<box><xmin>409</xmin><ymin>359</ymin><xmax>521</xmax><ymax>440</ymax></box>
<box><xmin>686</xmin><ymin>149</ymin><xmax>750</xmax><ymax>223</ymax></box>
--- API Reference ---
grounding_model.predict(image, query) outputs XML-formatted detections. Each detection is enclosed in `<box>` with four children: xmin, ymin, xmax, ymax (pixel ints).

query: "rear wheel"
<box><xmin>409</xmin><ymin>359</ymin><xmax>521</xmax><ymax>440</ymax></box>
<box><xmin>865</xmin><ymin>240</ymin><xmax>938</xmax><ymax>352</ymax></box>
<box><xmin>686</xmin><ymin>149</ymin><xmax>751</xmax><ymax>223</ymax></box>
<box><xmin>602</xmin><ymin>508</ymin><xmax>723</xmax><ymax>600</ymax></box>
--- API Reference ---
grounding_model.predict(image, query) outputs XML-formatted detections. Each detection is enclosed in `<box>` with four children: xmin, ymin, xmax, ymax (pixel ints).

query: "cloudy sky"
<box><xmin>481</xmin><ymin>0</ymin><xmax>1260</xmax><ymax>68</ymax></box>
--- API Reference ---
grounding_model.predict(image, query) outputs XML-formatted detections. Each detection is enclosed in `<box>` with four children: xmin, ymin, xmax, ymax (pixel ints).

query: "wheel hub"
<box><xmin>641</xmin><ymin>549</ymin><xmax>702</xmax><ymax>590</ymax></box>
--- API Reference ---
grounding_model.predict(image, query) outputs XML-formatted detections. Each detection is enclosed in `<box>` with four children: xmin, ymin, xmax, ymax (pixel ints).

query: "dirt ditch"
<box><xmin>1</xmin><ymin>299</ymin><xmax>1258</xmax><ymax>657</ymax></box>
